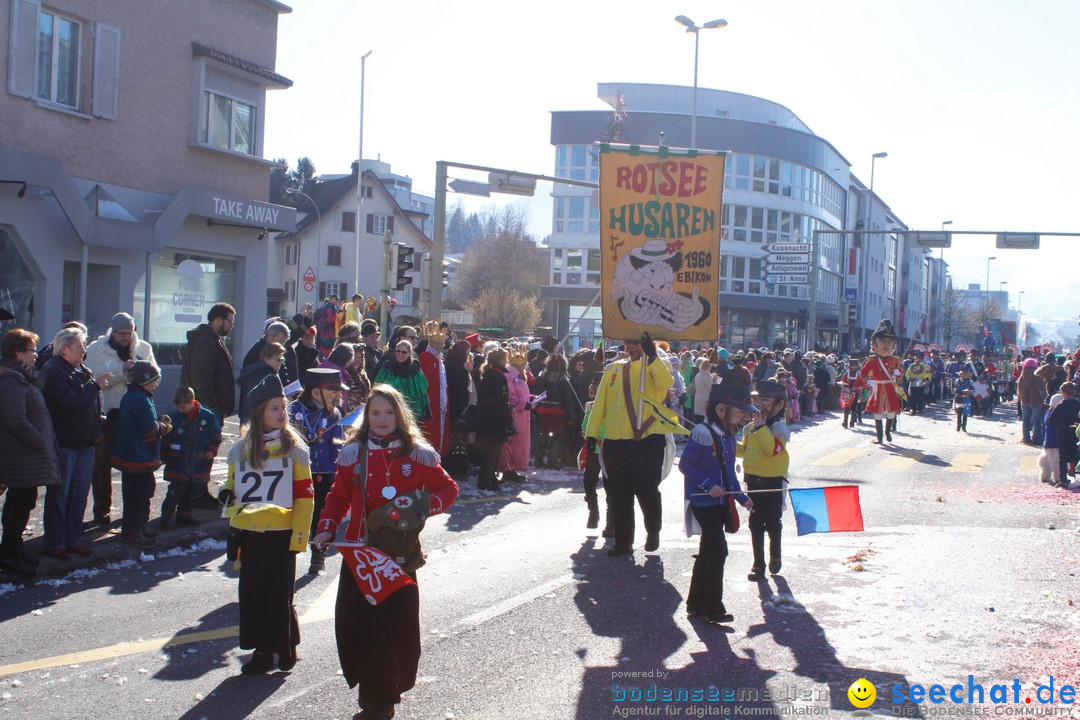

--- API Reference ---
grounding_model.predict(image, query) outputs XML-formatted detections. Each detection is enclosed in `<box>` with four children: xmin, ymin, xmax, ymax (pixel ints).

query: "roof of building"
<box><xmin>281</xmin><ymin>169</ymin><xmax>430</xmax><ymax>245</ymax></box>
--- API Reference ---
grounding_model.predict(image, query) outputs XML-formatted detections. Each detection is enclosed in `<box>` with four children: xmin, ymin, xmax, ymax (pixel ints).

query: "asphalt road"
<box><xmin>1</xmin><ymin>401</ymin><xmax>1077</xmax><ymax>720</ymax></box>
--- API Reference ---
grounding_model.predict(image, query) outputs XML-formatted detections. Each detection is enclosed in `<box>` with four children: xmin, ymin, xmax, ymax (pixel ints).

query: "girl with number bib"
<box><xmin>218</xmin><ymin>374</ymin><xmax>314</xmax><ymax>675</ymax></box>
<box><xmin>313</xmin><ymin>384</ymin><xmax>458</xmax><ymax>720</ymax></box>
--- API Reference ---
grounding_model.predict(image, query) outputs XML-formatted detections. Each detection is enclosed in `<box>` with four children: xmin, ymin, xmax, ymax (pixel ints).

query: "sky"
<box><xmin>264</xmin><ymin>0</ymin><xmax>1080</xmax><ymax>342</ymax></box>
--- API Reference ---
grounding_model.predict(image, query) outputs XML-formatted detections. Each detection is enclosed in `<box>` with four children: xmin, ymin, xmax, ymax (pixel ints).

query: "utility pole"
<box><xmin>807</xmin><ymin>229</ymin><xmax>820</xmax><ymax>352</ymax></box>
<box><xmin>379</xmin><ymin>230</ymin><xmax>391</xmax><ymax>333</ymax></box>
<box><xmin>355</xmin><ymin>50</ymin><xmax>372</xmax><ymax>305</ymax></box>
<box><xmin>429</xmin><ymin>161</ymin><xmax>448</xmax><ymax>321</ymax></box>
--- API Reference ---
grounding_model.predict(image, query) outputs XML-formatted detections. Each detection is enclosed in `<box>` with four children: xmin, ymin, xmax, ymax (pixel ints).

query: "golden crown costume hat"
<box><xmin>420</xmin><ymin>320</ymin><xmax>447</xmax><ymax>343</ymax></box>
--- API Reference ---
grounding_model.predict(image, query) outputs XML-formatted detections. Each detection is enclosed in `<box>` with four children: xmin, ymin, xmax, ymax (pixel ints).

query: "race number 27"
<box><xmin>239</xmin><ymin>470</ymin><xmax>285</xmax><ymax>503</ymax></box>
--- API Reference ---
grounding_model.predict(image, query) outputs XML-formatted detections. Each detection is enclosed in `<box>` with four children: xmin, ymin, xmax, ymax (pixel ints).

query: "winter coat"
<box><xmin>680</xmin><ymin>422</ymin><xmax>750</xmax><ymax>508</ymax></box>
<box><xmin>289</xmin><ymin>398</ymin><xmax>342</xmax><ymax>474</ymax></box>
<box><xmin>374</xmin><ymin>357</ymin><xmax>430</xmax><ymax>422</ymax></box>
<box><xmin>39</xmin><ymin>356</ymin><xmax>103</xmax><ymax>451</ymax></box>
<box><xmin>222</xmin><ymin>436</ymin><xmax>314</xmax><ymax>552</ymax></box>
<box><xmin>236</xmin><ymin>362</ymin><xmax>277</xmax><ymax>422</ymax></box>
<box><xmin>0</xmin><ymin>359</ymin><xmax>60</xmax><ymax>489</ymax></box>
<box><xmin>241</xmin><ymin>337</ymin><xmax>299</xmax><ymax>386</ymax></box>
<box><xmin>693</xmin><ymin>367</ymin><xmax>715</xmax><ymax>418</ymax></box>
<box><xmin>1047</xmin><ymin>397</ymin><xmax>1080</xmax><ymax>464</ymax></box>
<box><xmin>180</xmin><ymin>324</ymin><xmax>235</xmax><ymax>417</ymax></box>
<box><xmin>111</xmin><ymin>385</ymin><xmax>168</xmax><ymax>472</ymax></box>
<box><xmin>445</xmin><ymin>357</ymin><xmax>472</xmax><ymax>422</ymax></box>
<box><xmin>293</xmin><ymin>341</ymin><xmax>320</xmax><ymax>378</ymax></box>
<box><xmin>84</xmin><ymin>333</ymin><xmax>156</xmax><ymax>413</ymax></box>
<box><xmin>1017</xmin><ymin>368</ymin><xmax>1047</xmax><ymax>407</ymax></box>
<box><xmin>533</xmin><ymin>373</ymin><xmax>580</xmax><ymax>425</ymax></box>
<box><xmin>360</xmin><ymin>344</ymin><xmax>382</xmax><ymax>387</ymax></box>
<box><xmin>476</xmin><ymin>366</ymin><xmax>515</xmax><ymax>444</ymax></box>
<box><xmin>499</xmin><ymin>366</ymin><xmax>532</xmax><ymax>472</ymax></box>
<box><xmin>162</xmin><ymin>402</ymin><xmax>222</xmax><ymax>482</ymax></box>
<box><xmin>585</xmin><ymin>357</ymin><xmax>686</xmax><ymax>442</ymax></box>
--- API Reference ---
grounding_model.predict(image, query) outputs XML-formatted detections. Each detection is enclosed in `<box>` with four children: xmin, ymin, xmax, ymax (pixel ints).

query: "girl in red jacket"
<box><xmin>313</xmin><ymin>384</ymin><xmax>458</xmax><ymax>720</ymax></box>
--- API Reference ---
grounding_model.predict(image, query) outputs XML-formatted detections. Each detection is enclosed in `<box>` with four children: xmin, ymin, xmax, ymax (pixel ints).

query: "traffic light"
<box><xmin>441</xmin><ymin>259</ymin><xmax>450</xmax><ymax>288</ymax></box>
<box><xmin>394</xmin><ymin>245</ymin><xmax>415</xmax><ymax>291</ymax></box>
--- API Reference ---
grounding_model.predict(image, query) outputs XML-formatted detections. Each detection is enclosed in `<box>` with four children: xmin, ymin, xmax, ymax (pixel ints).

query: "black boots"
<box><xmin>308</xmin><ymin>549</ymin><xmax>325</xmax><ymax>575</ymax></box>
<box><xmin>875</xmin><ymin>419</ymin><xmax>884</xmax><ymax>444</ymax></box>
<box><xmin>585</xmin><ymin>497</ymin><xmax>600</xmax><ymax>529</ymax></box>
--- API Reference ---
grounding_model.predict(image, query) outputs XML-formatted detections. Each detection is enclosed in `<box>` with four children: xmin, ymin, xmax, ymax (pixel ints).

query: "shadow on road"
<box><xmin>154</xmin><ymin>602</ymin><xmax>239</xmax><ymax>681</ymax></box>
<box><xmin>175</xmin><ymin>671</ymin><xmax>288</xmax><ymax>720</ymax></box>
<box><xmin>750</xmin><ymin>574</ymin><xmax>927</xmax><ymax>717</ymax></box>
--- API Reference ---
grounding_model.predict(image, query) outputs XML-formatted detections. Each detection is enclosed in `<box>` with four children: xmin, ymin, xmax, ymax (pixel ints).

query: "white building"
<box><xmin>274</xmin><ymin>166</ymin><xmax>430</xmax><ymax>320</ymax></box>
<box><xmin>546</xmin><ymin>82</ymin><xmax>944</xmax><ymax>352</ymax></box>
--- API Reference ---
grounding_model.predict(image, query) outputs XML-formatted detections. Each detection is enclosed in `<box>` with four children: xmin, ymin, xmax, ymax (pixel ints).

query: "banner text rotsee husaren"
<box><xmin>599</xmin><ymin>144</ymin><xmax>725</xmax><ymax>342</ymax></box>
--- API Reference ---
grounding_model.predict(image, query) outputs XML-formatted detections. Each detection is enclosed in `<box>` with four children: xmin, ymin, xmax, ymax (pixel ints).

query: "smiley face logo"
<box><xmin>847</xmin><ymin>678</ymin><xmax>876</xmax><ymax>709</ymax></box>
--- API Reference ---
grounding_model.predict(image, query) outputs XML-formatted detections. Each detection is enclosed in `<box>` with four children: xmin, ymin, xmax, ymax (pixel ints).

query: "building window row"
<box><xmin>724</xmin><ymin>153</ymin><xmax>843</xmax><ymax>219</ymax></box>
<box><xmin>555</xmin><ymin>145</ymin><xmax>599</xmax><ymax>182</ymax></box>
<box><xmin>720</xmin><ymin>204</ymin><xmax>840</xmax><ymax>273</ymax></box>
<box><xmin>551</xmin><ymin>248</ymin><xmax>601</xmax><ymax>286</ymax></box>
<box><xmin>553</xmin><ymin>195</ymin><xmax>599</xmax><ymax>235</ymax></box>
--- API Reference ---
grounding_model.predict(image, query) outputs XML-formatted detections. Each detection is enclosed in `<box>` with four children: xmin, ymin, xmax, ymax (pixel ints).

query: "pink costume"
<box><xmin>498</xmin><ymin>366</ymin><xmax>532</xmax><ymax>473</ymax></box>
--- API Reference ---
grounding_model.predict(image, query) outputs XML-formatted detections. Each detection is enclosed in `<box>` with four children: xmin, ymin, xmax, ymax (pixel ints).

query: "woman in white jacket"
<box><xmin>692</xmin><ymin>357</ymin><xmax>716</xmax><ymax>423</ymax></box>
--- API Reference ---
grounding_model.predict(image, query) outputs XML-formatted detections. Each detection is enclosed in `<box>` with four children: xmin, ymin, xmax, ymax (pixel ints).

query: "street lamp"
<box><xmin>941</xmin><ymin>220</ymin><xmax>953</xmax><ymax>231</ymax></box>
<box><xmin>286</xmin><ymin>187</ymin><xmax>322</xmax><ymax>311</ymax></box>
<box><xmin>999</xmin><ymin>281</ymin><xmax>1008</xmax><ymax>292</ymax></box>
<box><xmin>869</xmin><ymin>151</ymin><xmax>888</xmax><ymax>193</ymax></box>
<box><xmin>675</xmin><ymin>15</ymin><xmax>727</xmax><ymax>150</ymax></box>
<box><xmin>985</xmin><ymin>256</ymin><xmax>996</xmax><ymax>303</ymax></box>
<box><xmin>1018</xmin><ymin>290</ymin><xmax>1025</xmax><ymax>312</ymax></box>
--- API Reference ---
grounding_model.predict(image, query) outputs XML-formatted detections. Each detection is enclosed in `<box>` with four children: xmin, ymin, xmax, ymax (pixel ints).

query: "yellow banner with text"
<box><xmin>598</xmin><ymin>144</ymin><xmax>725</xmax><ymax>342</ymax></box>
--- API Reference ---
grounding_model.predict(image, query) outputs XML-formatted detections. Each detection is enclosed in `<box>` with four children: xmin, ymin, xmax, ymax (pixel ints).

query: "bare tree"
<box><xmin>940</xmin><ymin>283</ymin><xmax>973</xmax><ymax>351</ymax></box>
<box><xmin>467</xmin><ymin>287</ymin><xmax>541</xmax><ymax>336</ymax></box>
<box><xmin>453</xmin><ymin>203</ymin><xmax>547</xmax><ymax>306</ymax></box>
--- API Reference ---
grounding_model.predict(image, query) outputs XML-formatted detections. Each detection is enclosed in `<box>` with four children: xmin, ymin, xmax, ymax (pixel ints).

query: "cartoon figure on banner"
<box><xmin>858</xmin><ymin>319</ymin><xmax>905</xmax><ymax>445</ymax></box>
<box><xmin>611</xmin><ymin>239</ymin><xmax>710</xmax><ymax>333</ymax></box>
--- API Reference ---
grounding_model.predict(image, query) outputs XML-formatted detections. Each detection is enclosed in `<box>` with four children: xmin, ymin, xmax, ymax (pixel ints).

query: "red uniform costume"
<box><xmin>317</xmin><ymin>438</ymin><xmax>458</xmax><ymax>716</ymax></box>
<box><xmin>318</xmin><ymin>440</ymin><xmax>458</xmax><ymax>543</ymax></box>
<box><xmin>419</xmin><ymin>346</ymin><xmax>448</xmax><ymax>455</ymax></box>
<box><xmin>859</xmin><ymin>354</ymin><xmax>903</xmax><ymax>417</ymax></box>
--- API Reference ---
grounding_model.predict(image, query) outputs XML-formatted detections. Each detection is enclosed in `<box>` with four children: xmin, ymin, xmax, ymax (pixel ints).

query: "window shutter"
<box><xmin>205</xmin><ymin>66</ymin><xmax>259</xmax><ymax>104</ymax></box>
<box><xmin>8</xmin><ymin>0</ymin><xmax>41</xmax><ymax>99</ymax></box>
<box><xmin>365</xmin><ymin>214</ymin><xmax>374</xmax><ymax>233</ymax></box>
<box><xmin>318</xmin><ymin>282</ymin><xmax>326</xmax><ymax>300</ymax></box>
<box><xmin>92</xmin><ymin>22</ymin><xmax>121</xmax><ymax>119</ymax></box>
<box><xmin>387</xmin><ymin>216</ymin><xmax>395</xmax><ymax>233</ymax></box>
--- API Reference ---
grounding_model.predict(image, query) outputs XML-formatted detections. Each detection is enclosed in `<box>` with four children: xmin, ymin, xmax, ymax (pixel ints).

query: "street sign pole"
<box><xmin>807</xmin><ymin>229</ymin><xmax>820</xmax><ymax>351</ymax></box>
<box><xmin>430</xmin><ymin>162</ymin><xmax>449</xmax><ymax>321</ymax></box>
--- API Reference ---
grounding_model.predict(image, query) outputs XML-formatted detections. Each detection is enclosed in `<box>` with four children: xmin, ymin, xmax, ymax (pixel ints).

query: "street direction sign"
<box><xmin>913</xmin><ymin>232</ymin><xmax>952</xmax><ymax>248</ymax></box>
<box><xmin>764</xmin><ymin>274</ymin><xmax>809</xmax><ymax>284</ymax></box>
<box><xmin>762</xmin><ymin>262</ymin><xmax>810</xmax><ymax>275</ymax></box>
<box><xmin>448</xmin><ymin>178</ymin><xmax>491</xmax><ymax>197</ymax></box>
<box><xmin>764</xmin><ymin>252</ymin><xmax>810</xmax><ymax>264</ymax></box>
<box><xmin>764</xmin><ymin>242</ymin><xmax>810</xmax><ymax>254</ymax></box>
<box><xmin>996</xmin><ymin>232</ymin><xmax>1040</xmax><ymax>249</ymax></box>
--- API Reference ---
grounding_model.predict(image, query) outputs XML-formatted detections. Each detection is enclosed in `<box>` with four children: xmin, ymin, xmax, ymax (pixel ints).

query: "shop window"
<box><xmin>133</xmin><ymin>253</ymin><xmax>237</xmax><ymax>365</ymax></box>
<box><xmin>0</xmin><ymin>229</ymin><xmax>36</xmax><ymax>333</ymax></box>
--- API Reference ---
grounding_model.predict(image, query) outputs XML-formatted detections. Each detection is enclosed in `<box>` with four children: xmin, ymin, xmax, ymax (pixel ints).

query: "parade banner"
<box><xmin>598</xmin><ymin>143</ymin><xmax>725</xmax><ymax>342</ymax></box>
